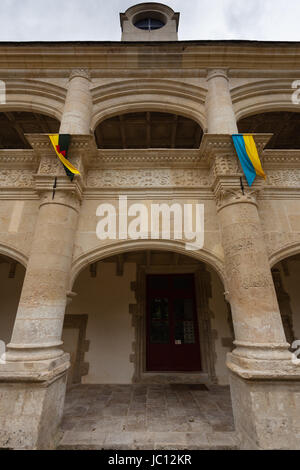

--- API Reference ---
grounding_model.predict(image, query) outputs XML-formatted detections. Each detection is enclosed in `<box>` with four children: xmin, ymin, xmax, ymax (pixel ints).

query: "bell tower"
<box><xmin>120</xmin><ymin>3</ymin><xmax>180</xmax><ymax>41</ymax></box>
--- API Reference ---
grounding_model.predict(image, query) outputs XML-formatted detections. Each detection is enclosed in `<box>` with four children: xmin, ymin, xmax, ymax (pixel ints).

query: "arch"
<box><xmin>232</xmin><ymin>79</ymin><xmax>300</xmax><ymax>122</ymax></box>
<box><xmin>70</xmin><ymin>239</ymin><xmax>225</xmax><ymax>289</ymax></box>
<box><xmin>91</xmin><ymin>79</ymin><xmax>207</xmax><ymax>130</ymax></box>
<box><xmin>0</xmin><ymin>78</ymin><xmax>66</xmax><ymax>121</ymax></box>
<box><xmin>0</xmin><ymin>242</ymin><xmax>28</xmax><ymax>268</ymax></box>
<box><xmin>270</xmin><ymin>242</ymin><xmax>300</xmax><ymax>268</ymax></box>
<box><xmin>70</xmin><ymin>239</ymin><xmax>225</xmax><ymax>290</ymax></box>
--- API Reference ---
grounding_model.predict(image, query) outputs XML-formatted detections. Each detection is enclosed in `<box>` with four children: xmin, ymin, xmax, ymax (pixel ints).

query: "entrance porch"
<box><xmin>58</xmin><ymin>384</ymin><xmax>238</xmax><ymax>450</ymax></box>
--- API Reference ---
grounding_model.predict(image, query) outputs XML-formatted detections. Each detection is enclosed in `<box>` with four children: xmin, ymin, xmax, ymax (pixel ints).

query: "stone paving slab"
<box><xmin>58</xmin><ymin>384</ymin><xmax>239</xmax><ymax>450</ymax></box>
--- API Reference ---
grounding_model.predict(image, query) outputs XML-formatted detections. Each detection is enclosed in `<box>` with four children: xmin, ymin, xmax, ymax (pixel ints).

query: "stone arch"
<box><xmin>270</xmin><ymin>242</ymin><xmax>300</xmax><ymax>268</ymax></box>
<box><xmin>232</xmin><ymin>79</ymin><xmax>300</xmax><ymax>121</ymax></box>
<box><xmin>91</xmin><ymin>79</ymin><xmax>207</xmax><ymax>130</ymax></box>
<box><xmin>69</xmin><ymin>241</ymin><xmax>230</xmax><ymax>385</ymax></box>
<box><xmin>0</xmin><ymin>242</ymin><xmax>28</xmax><ymax>268</ymax></box>
<box><xmin>0</xmin><ymin>78</ymin><xmax>66</xmax><ymax>121</ymax></box>
<box><xmin>70</xmin><ymin>239</ymin><xmax>225</xmax><ymax>290</ymax></box>
<box><xmin>270</xmin><ymin>247</ymin><xmax>300</xmax><ymax>346</ymax></box>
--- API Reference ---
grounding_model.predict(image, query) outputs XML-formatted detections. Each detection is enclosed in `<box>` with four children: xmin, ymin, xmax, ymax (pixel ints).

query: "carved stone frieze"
<box><xmin>263</xmin><ymin>149</ymin><xmax>300</xmax><ymax>169</ymax></box>
<box><xmin>0</xmin><ymin>150</ymin><xmax>38</xmax><ymax>169</ymax></box>
<box><xmin>210</xmin><ymin>154</ymin><xmax>241</xmax><ymax>180</ymax></box>
<box><xmin>0</xmin><ymin>169</ymin><xmax>35</xmax><ymax>188</ymax></box>
<box><xmin>38</xmin><ymin>156</ymin><xmax>66</xmax><ymax>176</ymax></box>
<box><xmin>266</xmin><ymin>169</ymin><xmax>300</xmax><ymax>188</ymax></box>
<box><xmin>38</xmin><ymin>155</ymin><xmax>85</xmax><ymax>177</ymax></box>
<box><xmin>87</xmin><ymin>168</ymin><xmax>211</xmax><ymax>188</ymax></box>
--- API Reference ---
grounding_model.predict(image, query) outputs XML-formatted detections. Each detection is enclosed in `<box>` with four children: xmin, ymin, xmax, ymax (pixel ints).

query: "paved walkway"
<box><xmin>58</xmin><ymin>384</ymin><xmax>239</xmax><ymax>450</ymax></box>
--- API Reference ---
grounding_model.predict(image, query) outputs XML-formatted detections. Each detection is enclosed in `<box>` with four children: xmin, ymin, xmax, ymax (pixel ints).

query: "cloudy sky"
<box><xmin>0</xmin><ymin>0</ymin><xmax>299</xmax><ymax>42</ymax></box>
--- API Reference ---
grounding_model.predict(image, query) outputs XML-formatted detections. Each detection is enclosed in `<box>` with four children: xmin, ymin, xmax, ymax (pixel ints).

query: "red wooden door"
<box><xmin>146</xmin><ymin>274</ymin><xmax>202</xmax><ymax>372</ymax></box>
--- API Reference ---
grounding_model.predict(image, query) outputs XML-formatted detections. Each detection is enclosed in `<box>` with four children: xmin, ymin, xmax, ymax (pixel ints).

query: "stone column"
<box><xmin>203</xmin><ymin>133</ymin><xmax>300</xmax><ymax>449</ymax></box>
<box><xmin>215</xmin><ymin>176</ymin><xmax>290</xmax><ymax>367</ymax></box>
<box><xmin>205</xmin><ymin>69</ymin><xmax>238</xmax><ymax>134</ymax></box>
<box><xmin>60</xmin><ymin>69</ymin><xmax>92</xmax><ymax>134</ymax></box>
<box><xmin>6</xmin><ymin>187</ymin><xmax>81</xmax><ymax>362</ymax></box>
<box><xmin>0</xmin><ymin>69</ymin><xmax>93</xmax><ymax>449</ymax></box>
<box><xmin>204</xmin><ymin>68</ymin><xmax>300</xmax><ymax>450</ymax></box>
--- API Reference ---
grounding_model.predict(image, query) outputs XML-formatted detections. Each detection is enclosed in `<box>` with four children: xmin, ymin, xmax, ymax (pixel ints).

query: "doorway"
<box><xmin>146</xmin><ymin>274</ymin><xmax>202</xmax><ymax>372</ymax></box>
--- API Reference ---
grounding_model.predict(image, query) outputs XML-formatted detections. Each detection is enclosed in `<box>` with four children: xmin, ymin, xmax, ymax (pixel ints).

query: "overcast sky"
<box><xmin>0</xmin><ymin>0</ymin><xmax>299</xmax><ymax>42</ymax></box>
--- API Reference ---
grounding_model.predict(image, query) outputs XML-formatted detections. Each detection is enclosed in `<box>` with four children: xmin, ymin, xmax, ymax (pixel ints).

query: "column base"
<box><xmin>0</xmin><ymin>353</ymin><xmax>70</xmax><ymax>450</ymax></box>
<box><xmin>228</xmin><ymin>356</ymin><xmax>300</xmax><ymax>450</ymax></box>
<box><xmin>227</xmin><ymin>351</ymin><xmax>299</xmax><ymax>380</ymax></box>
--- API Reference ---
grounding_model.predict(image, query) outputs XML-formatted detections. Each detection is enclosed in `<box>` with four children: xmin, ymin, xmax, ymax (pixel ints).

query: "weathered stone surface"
<box><xmin>0</xmin><ymin>371</ymin><xmax>67</xmax><ymax>450</ymax></box>
<box><xmin>230</xmin><ymin>372</ymin><xmax>300</xmax><ymax>450</ymax></box>
<box><xmin>57</xmin><ymin>384</ymin><xmax>236</xmax><ymax>450</ymax></box>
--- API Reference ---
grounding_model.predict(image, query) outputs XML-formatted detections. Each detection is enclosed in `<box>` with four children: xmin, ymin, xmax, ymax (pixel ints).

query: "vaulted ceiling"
<box><xmin>1</xmin><ymin>110</ymin><xmax>300</xmax><ymax>150</ymax></box>
<box><xmin>95</xmin><ymin>112</ymin><xmax>203</xmax><ymax>149</ymax></box>
<box><xmin>0</xmin><ymin>112</ymin><xmax>59</xmax><ymax>149</ymax></box>
<box><xmin>238</xmin><ymin>112</ymin><xmax>300</xmax><ymax>149</ymax></box>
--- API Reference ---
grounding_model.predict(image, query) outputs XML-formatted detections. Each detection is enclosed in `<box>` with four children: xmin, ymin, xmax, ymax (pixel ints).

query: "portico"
<box><xmin>0</xmin><ymin>2</ymin><xmax>300</xmax><ymax>450</ymax></box>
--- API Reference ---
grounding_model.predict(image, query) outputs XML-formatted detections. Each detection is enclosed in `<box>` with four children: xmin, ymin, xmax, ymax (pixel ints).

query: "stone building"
<box><xmin>0</xmin><ymin>1</ymin><xmax>300</xmax><ymax>450</ymax></box>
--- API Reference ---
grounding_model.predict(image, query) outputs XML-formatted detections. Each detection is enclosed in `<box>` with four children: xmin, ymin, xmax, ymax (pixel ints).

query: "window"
<box><xmin>134</xmin><ymin>18</ymin><xmax>165</xmax><ymax>31</ymax></box>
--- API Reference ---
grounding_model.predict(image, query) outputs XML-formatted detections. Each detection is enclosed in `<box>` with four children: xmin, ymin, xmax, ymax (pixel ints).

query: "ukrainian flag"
<box><xmin>232</xmin><ymin>134</ymin><xmax>266</xmax><ymax>187</ymax></box>
<box><xmin>48</xmin><ymin>134</ymin><xmax>80</xmax><ymax>181</ymax></box>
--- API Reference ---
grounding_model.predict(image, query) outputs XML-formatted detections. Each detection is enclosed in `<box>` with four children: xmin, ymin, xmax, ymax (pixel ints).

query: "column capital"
<box><xmin>213</xmin><ymin>179</ymin><xmax>263</xmax><ymax>211</ymax></box>
<box><xmin>35</xmin><ymin>182</ymin><xmax>82</xmax><ymax>212</ymax></box>
<box><xmin>68</xmin><ymin>68</ymin><xmax>91</xmax><ymax>82</ymax></box>
<box><xmin>206</xmin><ymin>68</ymin><xmax>229</xmax><ymax>82</ymax></box>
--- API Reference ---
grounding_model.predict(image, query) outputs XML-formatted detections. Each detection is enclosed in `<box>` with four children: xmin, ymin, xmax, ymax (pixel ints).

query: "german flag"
<box><xmin>48</xmin><ymin>134</ymin><xmax>80</xmax><ymax>181</ymax></box>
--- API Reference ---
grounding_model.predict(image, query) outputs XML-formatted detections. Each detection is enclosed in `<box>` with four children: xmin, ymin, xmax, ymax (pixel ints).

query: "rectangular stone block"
<box><xmin>0</xmin><ymin>372</ymin><xmax>67</xmax><ymax>450</ymax></box>
<box><xmin>229</xmin><ymin>372</ymin><xmax>300</xmax><ymax>450</ymax></box>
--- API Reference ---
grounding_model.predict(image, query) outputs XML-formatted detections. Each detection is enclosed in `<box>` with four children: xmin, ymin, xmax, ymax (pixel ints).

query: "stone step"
<box><xmin>57</xmin><ymin>430</ymin><xmax>239</xmax><ymax>450</ymax></box>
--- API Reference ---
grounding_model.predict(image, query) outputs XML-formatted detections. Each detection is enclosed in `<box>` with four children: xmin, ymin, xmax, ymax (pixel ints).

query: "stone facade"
<box><xmin>0</xmin><ymin>2</ymin><xmax>300</xmax><ymax>450</ymax></box>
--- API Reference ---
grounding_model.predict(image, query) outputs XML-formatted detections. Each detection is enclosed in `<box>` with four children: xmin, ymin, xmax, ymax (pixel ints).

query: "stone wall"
<box><xmin>66</xmin><ymin>262</ymin><xmax>136</xmax><ymax>384</ymax></box>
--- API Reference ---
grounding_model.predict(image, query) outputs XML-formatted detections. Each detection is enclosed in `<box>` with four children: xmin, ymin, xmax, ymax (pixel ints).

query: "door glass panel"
<box><xmin>174</xmin><ymin>298</ymin><xmax>196</xmax><ymax>344</ymax></box>
<box><xmin>150</xmin><ymin>298</ymin><xmax>170</xmax><ymax>344</ymax></box>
